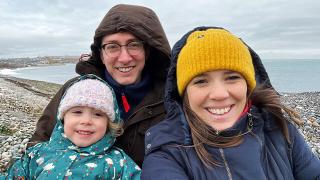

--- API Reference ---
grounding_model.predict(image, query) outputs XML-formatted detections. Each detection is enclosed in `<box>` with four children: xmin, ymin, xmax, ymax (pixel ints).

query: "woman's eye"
<box><xmin>192</xmin><ymin>78</ymin><xmax>208</xmax><ymax>84</ymax></box>
<box><xmin>193</xmin><ymin>79</ymin><xmax>207</xmax><ymax>84</ymax></box>
<box><xmin>227</xmin><ymin>75</ymin><xmax>241</xmax><ymax>80</ymax></box>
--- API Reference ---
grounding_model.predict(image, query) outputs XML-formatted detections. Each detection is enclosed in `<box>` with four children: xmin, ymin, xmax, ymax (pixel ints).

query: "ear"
<box><xmin>144</xmin><ymin>45</ymin><xmax>151</xmax><ymax>61</ymax></box>
<box><xmin>100</xmin><ymin>49</ymin><xmax>105</xmax><ymax>65</ymax></box>
<box><xmin>246</xmin><ymin>86</ymin><xmax>254</xmax><ymax>100</ymax></box>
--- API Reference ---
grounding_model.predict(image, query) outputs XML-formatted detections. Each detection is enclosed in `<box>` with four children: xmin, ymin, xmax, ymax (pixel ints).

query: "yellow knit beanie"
<box><xmin>177</xmin><ymin>29</ymin><xmax>256</xmax><ymax>96</ymax></box>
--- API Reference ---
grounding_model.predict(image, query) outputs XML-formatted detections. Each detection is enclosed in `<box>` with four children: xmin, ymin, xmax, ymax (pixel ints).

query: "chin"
<box><xmin>76</xmin><ymin>143</ymin><xmax>90</xmax><ymax>148</ymax></box>
<box><xmin>118</xmin><ymin>78</ymin><xmax>139</xmax><ymax>85</ymax></box>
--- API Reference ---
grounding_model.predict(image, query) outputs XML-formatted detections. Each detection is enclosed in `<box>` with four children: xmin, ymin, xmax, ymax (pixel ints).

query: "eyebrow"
<box><xmin>224</xmin><ymin>70</ymin><xmax>238</xmax><ymax>75</ymax></box>
<box><xmin>193</xmin><ymin>73</ymin><xmax>208</xmax><ymax>79</ymax></box>
<box><xmin>195</xmin><ymin>70</ymin><xmax>239</xmax><ymax>77</ymax></box>
<box><xmin>102</xmin><ymin>38</ymin><xmax>140</xmax><ymax>44</ymax></box>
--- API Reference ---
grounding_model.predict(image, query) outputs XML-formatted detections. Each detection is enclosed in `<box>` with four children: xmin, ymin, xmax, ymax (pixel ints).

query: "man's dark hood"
<box><xmin>76</xmin><ymin>4</ymin><xmax>171</xmax><ymax>81</ymax></box>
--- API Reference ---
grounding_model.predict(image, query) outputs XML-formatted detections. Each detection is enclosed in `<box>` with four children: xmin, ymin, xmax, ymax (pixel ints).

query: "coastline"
<box><xmin>0</xmin><ymin>75</ymin><xmax>319</xmax><ymax>172</ymax></box>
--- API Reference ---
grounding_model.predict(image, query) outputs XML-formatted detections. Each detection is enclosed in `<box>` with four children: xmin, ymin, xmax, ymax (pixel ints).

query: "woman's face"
<box><xmin>100</xmin><ymin>32</ymin><xmax>146</xmax><ymax>85</ymax></box>
<box><xmin>185</xmin><ymin>70</ymin><xmax>248</xmax><ymax>131</ymax></box>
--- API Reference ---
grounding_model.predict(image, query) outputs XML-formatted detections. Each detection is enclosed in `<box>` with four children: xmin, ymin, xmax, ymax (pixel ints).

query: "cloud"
<box><xmin>0</xmin><ymin>0</ymin><xmax>319</xmax><ymax>59</ymax></box>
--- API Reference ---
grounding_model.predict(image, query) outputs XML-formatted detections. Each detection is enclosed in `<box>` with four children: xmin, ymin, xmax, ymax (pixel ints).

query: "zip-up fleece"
<box><xmin>141</xmin><ymin>27</ymin><xmax>320</xmax><ymax>180</ymax></box>
<box><xmin>28</xmin><ymin>4</ymin><xmax>170</xmax><ymax>167</ymax></box>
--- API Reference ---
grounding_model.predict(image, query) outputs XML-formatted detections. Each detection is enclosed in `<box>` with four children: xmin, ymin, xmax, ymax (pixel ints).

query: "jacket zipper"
<box><xmin>249</xmin><ymin>132</ymin><xmax>268</xmax><ymax>180</ymax></box>
<box><xmin>250</xmin><ymin>131</ymin><xmax>263</xmax><ymax>147</ymax></box>
<box><xmin>219</xmin><ymin>148</ymin><xmax>233</xmax><ymax>180</ymax></box>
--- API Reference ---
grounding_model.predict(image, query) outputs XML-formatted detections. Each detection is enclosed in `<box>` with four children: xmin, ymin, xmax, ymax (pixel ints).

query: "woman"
<box><xmin>142</xmin><ymin>27</ymin><xmax>320</xmax><ymax>179</ymax></box>
<box><xmin>28</xmin><ymin>4</ymin><xmax>170</xmax><ymax>167</ymax></box>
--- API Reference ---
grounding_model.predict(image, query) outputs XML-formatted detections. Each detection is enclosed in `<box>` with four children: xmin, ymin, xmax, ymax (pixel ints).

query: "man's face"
<box><xmin>100</xmin><ymin>32</ymin><xmax>146</xmax><ymax>85</ymax></box>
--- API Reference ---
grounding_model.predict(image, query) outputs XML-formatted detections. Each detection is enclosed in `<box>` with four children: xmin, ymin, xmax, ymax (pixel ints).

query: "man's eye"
<box><xmin>106</xmin><ymin>44</ymin><xmax>119</xmax><ymax>50</ymax></box>
<box><xmin>128</xmin><ymin>41</ymin><xmax>143</xmax><ymax>48</ymax></box>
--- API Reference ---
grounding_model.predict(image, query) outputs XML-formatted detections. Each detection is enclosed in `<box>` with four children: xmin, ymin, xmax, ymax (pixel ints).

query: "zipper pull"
<box><xmin>121</xmin><ymin>92</ymin><xmax>130</xmax><ymax>113</ymax></box>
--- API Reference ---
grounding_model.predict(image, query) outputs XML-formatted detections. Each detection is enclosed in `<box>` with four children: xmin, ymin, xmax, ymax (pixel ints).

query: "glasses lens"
<box><xmin>102</xmin><ymin>41</ymin><xmax>144</xmax><ymax>57</ymax></box>
<box><xmin>104</xmin><ymin>43</ymin><xmax>120</xmax><ymax>57</ymax></box>
<box><xmin>127</xmin><ymin>41</ymin><xmax>144</xmax><ymax>55</ymax></box>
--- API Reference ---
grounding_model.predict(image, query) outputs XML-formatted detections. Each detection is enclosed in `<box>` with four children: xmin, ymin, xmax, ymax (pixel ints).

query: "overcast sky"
<box><xmin>1</xmin><ymin>0</ymin><xmax>319</xmax><ymax>59</ymax></box>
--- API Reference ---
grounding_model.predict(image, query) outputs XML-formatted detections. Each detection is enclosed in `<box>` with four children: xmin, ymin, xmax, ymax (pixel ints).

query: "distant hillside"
<box><xmin>0</xmin><ymin>56</ymin><xmax>79</xmax><ymax>69</ymax></box>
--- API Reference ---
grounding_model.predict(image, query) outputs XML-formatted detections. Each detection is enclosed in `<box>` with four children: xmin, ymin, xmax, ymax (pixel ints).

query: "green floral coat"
<box><xmin>2</xmin><ymin>120</ymin><xmax>140</xmax><ymax>180</ymax></box>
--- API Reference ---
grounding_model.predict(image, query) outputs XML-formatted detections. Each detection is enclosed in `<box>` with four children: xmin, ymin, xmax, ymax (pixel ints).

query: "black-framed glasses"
<box><xmin>101</xmin><ymin>41</ymin><xmax>144</xmax><ymax>58</ymax></box>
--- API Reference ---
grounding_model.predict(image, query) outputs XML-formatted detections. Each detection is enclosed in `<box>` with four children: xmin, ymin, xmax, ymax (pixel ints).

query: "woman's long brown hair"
<box><xmin>182</xmin><ymin>84</ymin><xmax>302</xmax><ymax>167</ymax></box>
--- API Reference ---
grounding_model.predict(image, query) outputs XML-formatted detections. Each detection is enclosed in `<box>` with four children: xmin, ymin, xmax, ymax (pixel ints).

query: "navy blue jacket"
<box><xmin>141</xmin><ymin>27</ymin><xmax>320</xmax><ymax>180</ymax></box>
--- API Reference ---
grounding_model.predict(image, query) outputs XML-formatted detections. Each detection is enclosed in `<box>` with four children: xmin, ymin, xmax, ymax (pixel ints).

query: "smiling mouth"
<box><xmin>76</xmin><ymin>130</ymin><xmax>94</xmax><ymax>135</ymax></box>
<box><xmin>116</xmin><ymin>66</ymin><xmax>134</xmax><ymax>73</ymax></box>
<box><xmin>207</xmin><ymin>106</ymin><xmax>231</xmax><ymax>115</ymax></box>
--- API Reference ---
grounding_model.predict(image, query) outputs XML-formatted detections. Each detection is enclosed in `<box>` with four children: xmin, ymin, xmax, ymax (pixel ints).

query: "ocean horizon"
<box><xmin>0</xmin><ymin>59</ymin><xmax>319</xmax><ymax>93</ymax></box>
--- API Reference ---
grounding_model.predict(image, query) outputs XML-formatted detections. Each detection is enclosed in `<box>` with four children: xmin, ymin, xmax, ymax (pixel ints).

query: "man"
<box><xmin>29</xmin><ymin>4</ymin><xmax>170</xmax><ymax>167</ymax></box>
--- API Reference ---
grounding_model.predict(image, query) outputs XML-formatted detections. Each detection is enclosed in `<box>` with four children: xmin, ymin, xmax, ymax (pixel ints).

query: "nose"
<box><xmin>117</xmin><ymin>46</ymin><xmax>133</xmax><ymax>64</ymax></box>
<box><xmin>208</xmin><ymin>82</ymin><xmax>229</xmax><ymax>100</ymax></box>
<box><xmin>79</xmin><ymin>113</ymin><xmax>92</xmax><ymax>125</ymax></box>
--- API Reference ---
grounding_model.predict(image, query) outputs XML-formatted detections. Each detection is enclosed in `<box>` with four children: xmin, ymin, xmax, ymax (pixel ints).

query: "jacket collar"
<box><xmin>48</xmin><ymin>120</ymin><xmax>115</xmax><ymax>155</ymax></box>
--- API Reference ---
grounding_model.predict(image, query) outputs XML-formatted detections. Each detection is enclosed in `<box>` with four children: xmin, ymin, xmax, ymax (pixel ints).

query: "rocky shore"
<box><xmin>0</xmin><ymin>75</ymin><xmax>61</xmax><ymax>172</ymax></box>
<box><xmin>0</xmin><ymin>75</ymin><xmax>319</xmax><ymax>172</ymax></box>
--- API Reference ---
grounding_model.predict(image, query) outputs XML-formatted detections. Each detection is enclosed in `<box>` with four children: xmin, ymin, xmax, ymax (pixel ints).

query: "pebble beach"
<box><xmin>0</xmin><ymin>74</ymin><xmax>319</xmax><ymax>172</ymax></box>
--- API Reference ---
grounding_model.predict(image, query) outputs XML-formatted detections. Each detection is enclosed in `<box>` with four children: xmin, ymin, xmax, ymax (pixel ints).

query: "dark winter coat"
<box><xmin>141</xmin><ymin>27</ymin><xmax>320</xmax><ymax>180</ymax></box>
<box><xmin>28</xmin><ymin>4</ymin><xmax>171</xmax><ymax>167</ymax></box>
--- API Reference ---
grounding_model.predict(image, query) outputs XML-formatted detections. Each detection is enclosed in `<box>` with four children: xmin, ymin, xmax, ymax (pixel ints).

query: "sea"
<box><xmin>0</xmin><ymin>59</ymin><xmax>319</xmax><ymax>93</ymax></box>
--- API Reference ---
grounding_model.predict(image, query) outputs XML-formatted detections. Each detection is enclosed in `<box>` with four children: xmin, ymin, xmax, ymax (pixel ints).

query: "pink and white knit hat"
<box><xmin>57</xmin><ymin>78</ymin><xmax>117</xmax><ymax>122</ymax></box>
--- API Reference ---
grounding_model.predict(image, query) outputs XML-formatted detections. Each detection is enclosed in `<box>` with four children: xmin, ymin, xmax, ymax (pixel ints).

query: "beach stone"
<box><xmin>0</xmin><ymin>136</ymin><xmax>7</xmax><ymax>142</ymax></box>
<box><xmin>1</xmin><ymin>152</ymin><xmax>11</xmax><ymax>159</ymax></box>
<box><xmin>312</xmin><ymin>121</ymin><xmax>319</xmax><ymax>127</ymax></box>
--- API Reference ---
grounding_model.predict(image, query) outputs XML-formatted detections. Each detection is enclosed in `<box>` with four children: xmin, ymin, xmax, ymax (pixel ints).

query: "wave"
<box><xmin>0</xmin><ymin>69</ymin><xmax>18</xmax><ymax>75</ymax></box>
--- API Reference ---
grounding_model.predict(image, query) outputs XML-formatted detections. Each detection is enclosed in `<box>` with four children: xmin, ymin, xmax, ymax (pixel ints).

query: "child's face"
<box><xmin>185</xmin><ymin>70</ymin><xmax>248</xmax><ymax>131</ymax></box>
<box><xmin>63</xmin><ymin>106</ymin><xmax>109</xmax><ymax>147</ymax></box>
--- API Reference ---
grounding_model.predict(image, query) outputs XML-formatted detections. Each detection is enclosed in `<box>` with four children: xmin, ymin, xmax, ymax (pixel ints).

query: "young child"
<box><xmin>1</xmin><ymin>74</ymin><xmax>141</xmax><ymax>179</ymax></box>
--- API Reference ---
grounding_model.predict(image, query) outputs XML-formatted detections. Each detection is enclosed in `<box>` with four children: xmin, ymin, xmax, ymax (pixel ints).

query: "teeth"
<box><xmin>77</xmin><ymin>131</ymin><xmax>93</xmax><ymax>135</ymax></box>
<box><xmin>117</xmin><ymin>67</ymin><xmax>133</xmax><ymax>72</ymax></box>
<box><xmin>208</xmin><ymin>107</ymin><xmax>230</xmax><ymax>115</ymax></box>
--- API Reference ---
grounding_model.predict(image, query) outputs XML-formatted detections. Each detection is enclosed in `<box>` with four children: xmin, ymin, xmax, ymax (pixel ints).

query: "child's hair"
<box><xmin>107</xmin><ymin>119</ymin><xmax>123</xmax><ymax>137</ymax></box>
<box><xmin>57</xmin><ymin>75</ymin><xmax>123</xmax><ymax>137</ymax></box>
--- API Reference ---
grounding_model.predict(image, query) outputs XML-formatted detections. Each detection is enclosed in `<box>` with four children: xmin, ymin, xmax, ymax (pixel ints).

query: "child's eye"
<box><xmin>94</xmin><ymin>113</ymin><xmax>103</xmax><ymax>117</ymax></box>
<box><xmin>72</xmin><ymin>110</ymin><xmax>82</xmax><ymax>114</ymax></box>
<box><xmin>93</xmin><ymin>110</ymin><xmax>106</xmax><ymax>117</ymax></box>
